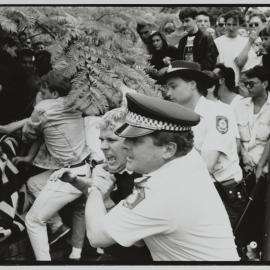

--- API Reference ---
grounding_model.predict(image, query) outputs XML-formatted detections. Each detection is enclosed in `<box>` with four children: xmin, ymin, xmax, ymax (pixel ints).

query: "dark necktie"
<box><xmin>111</xmin><ymin>172</ymin><xmax>141</xmax><ymax>204</ymax></box>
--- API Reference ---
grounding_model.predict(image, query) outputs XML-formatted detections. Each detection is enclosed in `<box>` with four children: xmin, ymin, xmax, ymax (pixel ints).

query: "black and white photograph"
<box><xmin>0</xmin><ymin>1</ymin><xmax>270</xmax><ymax>266</ymax></box>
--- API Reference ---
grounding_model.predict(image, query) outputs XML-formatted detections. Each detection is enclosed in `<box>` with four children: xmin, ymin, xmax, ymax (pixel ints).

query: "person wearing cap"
<box><xmin>83</xmin><ymin>92</ymin><xmax>239</xmax><ymax>261</ymax></box>
<box><xmin>22</xmin><ymin>70</ymin><xmax>93</xmax><ymax>261</ymax></box>
<box><xmin>53</xmin><ymin>107</ymin><xmax>152</xmax><ymax>262</ymax></box>
<box><xmin>162</xmin><ymin>60</ymin><xmax>244</xmax><ymax>231</ymax></box>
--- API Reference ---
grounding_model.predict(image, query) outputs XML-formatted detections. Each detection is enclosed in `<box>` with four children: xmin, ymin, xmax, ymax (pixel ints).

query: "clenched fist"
<box><xmin>91</xmin><ymin>164</ymin><xmax>116</xmax><ymax>199</ymax></box>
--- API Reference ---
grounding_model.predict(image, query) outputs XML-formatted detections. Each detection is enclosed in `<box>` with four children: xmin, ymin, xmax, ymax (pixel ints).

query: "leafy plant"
<box><xmin>0</xmin><ymin>6</ymin><xmax>161</xmax><ymax>115</ymax></box>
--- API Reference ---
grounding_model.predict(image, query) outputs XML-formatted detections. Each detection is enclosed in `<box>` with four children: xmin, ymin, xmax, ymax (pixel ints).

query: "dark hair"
<box><xmin>136</xmin><ymin>22</ymin><xmax>152</xmax><ymax>34</ymax></box>
<box><xmin>202</xmin><ymin>70</ymin><xmax>219</xmax><ymax>97</ymax></box>
<box><xmin>243</xmin><ymin>65</ymin><xmax>269</xmax><ymax>82</ymax></box>
<box><xmin>40</xmin><ymin>70</ymin><xmax>72</xmax><ymax>97</ymax></box>
<box><xmin>259</xmin><ymin>23</ymin><xmax>270</xmax><ymax>37</ymax></box>
<box><xmin>223</xmin><ymin>10</ymin><xmax>245</xmax><ymax>25</ymax></box>
<box><xmin>148</xmin><ymin>31</ymin><xmax>168</xmax><ymax>54</ymax></box>
<box><xmin>1</xmin><ymin>36</ymin><xmax>17</xmax><ymax>48</ymax></box>
<box><xmin>150</xmin><ymin>130</ymin><xmax>194</xmax><ymax>158</ymax></box>
<box><xmin>33</xmin><ymin>41</ymin><xmax>44</xmax><ymax>49</ymax></box>
<box><xmin>179</xmin><ymin>7</ymin><xmax>198</xmax><ymax>21</ymax></box>
<box><xmin>18</xmin><ymin>31</ymin><xmax>27</xmax><ymax>38</ymax></box>
<box><xmin>197</xmin><ymin>10</ymin><xmax>210</xmax><ymax>18</ymax></box>
<box><xmin>249</xmin><ymin>11</ymin><xmax>267</xmax><ymax>24</ymax></box>
<box><xmin>17</xmin><ymin>48</ymin><xmax>35</xmax><ymax>60</ymax></box>
<box><xmin>35</xmin><ymin>50</ymin><xmax>51</xmax><ymax>61</ymax></box>
<box><xmin>173</xmin><ymin>72</ymin><xmax>208</xmax><ymax>97</ymax></box>
<box><xmin>214</xmin><ymin>63</ymin><xmax>236</xmax><ymax>90</ymax></box>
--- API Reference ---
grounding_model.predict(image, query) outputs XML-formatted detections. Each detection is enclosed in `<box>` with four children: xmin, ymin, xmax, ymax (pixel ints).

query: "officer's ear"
<box><xmin>189</xmin><ymin>80</ymin><xmax>197</xmax><ymax>91</ymax></box>
<box><xmin>51</xmin><ymin>90</ymin><xmax>59</xmax><ymax>99</ymax></box>
<box><xmin>219</xmin><ymin>77</ymin><xmax>225</xmax><ymax>85</ymax></box>
<box><xmin>262</xmin><ymin>80</ymin><xmax>268</xmax><ymax>90</ymax></box>
<box><xmin>162</xmin><ymin>142</ymin><xmax>177</xmax><ymax>160</ymax></box>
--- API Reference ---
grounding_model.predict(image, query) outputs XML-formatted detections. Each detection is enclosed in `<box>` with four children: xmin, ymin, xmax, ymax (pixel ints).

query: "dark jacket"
<box><xmin>110</xmin><ymin>171</ymin><xmax>141</xmax><ymax>204</ymax></box>
<box><xmin>177</xmin><ymin>29</ymin><xmax>219</xmax><ymax>71</ymax></box>
<box><xmin>149</xmin><ymin>31</ymin><xmax>179</xmax><ymax>70</ymax></box>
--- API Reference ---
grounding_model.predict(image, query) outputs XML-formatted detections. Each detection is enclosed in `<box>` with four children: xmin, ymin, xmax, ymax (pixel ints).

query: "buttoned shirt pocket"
<box><xmin>257</xmin><ymin>118</ymin><xmax>270</xmax><ymax>142</ymax></box>
<box><xmin>237</xmin><ymin>121</ymin><xmax>251</xmax><ymax>142</ymax></box>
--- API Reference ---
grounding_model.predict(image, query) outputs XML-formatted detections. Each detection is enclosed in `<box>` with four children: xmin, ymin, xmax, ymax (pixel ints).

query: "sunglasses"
<box><xmin>249</xmin><ymin>22</ymin><xmax>260</xmax><ymax>28</ymax></box>
<box><xmin>217</xmin><ymin>23</ymin><xmax>225</xmax><ymax>27</ymax></box>
<box><xmin>240</xmin><ymin>81</ymin><xmax>259</xmax><ymax>88</ymax></box>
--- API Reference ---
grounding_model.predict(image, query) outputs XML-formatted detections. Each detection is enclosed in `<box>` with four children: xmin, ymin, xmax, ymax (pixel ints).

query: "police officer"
<box><xmin>84</xmin><ymin>93</ymin><xmax>239</xmax><ymax>261</ymax></box>
<box><xmin>161</xmin><ymin>60</ymin><xmax>245</xmax><ymax>230</ymax></box>
<box><xmin>54</xmin><ymin>107</ymin><xmax>152</xmax><ymax>262</ymax></box>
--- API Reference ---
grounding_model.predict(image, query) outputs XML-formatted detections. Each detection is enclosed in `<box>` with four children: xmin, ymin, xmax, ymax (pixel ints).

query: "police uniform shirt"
<box><xmin>193</xmin><ymin>96</ymin><xmax>242</xmax><ymax>182</ymax></box>
<box><xmin>216</xmin><ymin>100</ymin><xmax>240</xmax><ymax>139</ymax></box>
<box><xmin>235</xmin><ymin>95</ymin><xmax>270</xmax><ymax>169</ymax></box>
<box><xmin>230</xmin><ymin>94</ymin><xmax>244</xmax><ymax>113</ymax></box>
<box><xmin>102</xmin><ymin>149</ymin><xmax>239</xmax><ymax>261</ymax></box>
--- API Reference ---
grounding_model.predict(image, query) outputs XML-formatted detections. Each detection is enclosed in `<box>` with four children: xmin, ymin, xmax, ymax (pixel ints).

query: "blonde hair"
<box><xmin>100</xmin><ymin>107</ymin><xmax>127</xmax><ymax>131</ymax></box>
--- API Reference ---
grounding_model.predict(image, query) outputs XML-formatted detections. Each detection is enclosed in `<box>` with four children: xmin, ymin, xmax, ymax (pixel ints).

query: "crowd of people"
<box><xmin>1</xmin><ymin>6</ymin><xmax>270</xmax><ymax>262</ymax></box>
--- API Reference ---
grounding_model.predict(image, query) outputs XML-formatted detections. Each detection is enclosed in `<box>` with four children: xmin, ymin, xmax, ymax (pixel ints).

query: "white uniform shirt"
<box><xmin>193</xmin><ymin>97</ymin><xmax>242</xmax><ymax>182</ymax></box>
<box><xmin>215</xmin><ymin>35</ymin><xmax>257</xmax><ymax>84</ymax></box>
<box><xmin>235</xmin><ymin>95</ymin><xmax>270</xmax><ymax>168</ymax></box>
<box><xmin>103</xmin><ymin>149</ymin><xmax>239</xmax><ymax>261</ymax></box>
<box><xmin>230</xmin><ymin>94</ymin><xmax>244</xmax><ymax>112</ymax></box>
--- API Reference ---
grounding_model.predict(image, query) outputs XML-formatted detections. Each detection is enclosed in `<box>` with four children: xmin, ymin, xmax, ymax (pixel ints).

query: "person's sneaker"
<box><xmin>49</xmin><ymin>224</ymin><xmax>71</xmax><ymax>245</ymax></box>
<box><xmin>68</xmin><ymin>247</ymin><xmax>82</xmax><ymax>260</ymax></box>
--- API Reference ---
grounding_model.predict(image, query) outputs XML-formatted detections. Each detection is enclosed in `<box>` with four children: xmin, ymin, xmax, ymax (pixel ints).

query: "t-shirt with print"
<box><xmin>184</xmin><ymin>35</ymin><xmax>195</xmax><ymax>62</ymax></box>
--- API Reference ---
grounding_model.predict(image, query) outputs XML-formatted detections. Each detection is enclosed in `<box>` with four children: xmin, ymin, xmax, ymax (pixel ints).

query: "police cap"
<box><xmin>159</xmin><ymin>60</ymin><xmax>212</xmax><ymax>88</ymax></box>
<box><xmin>115</xmin><ymin>92</ymin><xmax>200</xmax><ymax>138</ymax></box>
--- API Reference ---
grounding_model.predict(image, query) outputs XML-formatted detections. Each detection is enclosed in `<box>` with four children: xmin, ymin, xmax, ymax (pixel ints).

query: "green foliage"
<box><xmin>0</xmin><ymin>6</ymin><xmax>161</xmax><ymax>116</ymax></box>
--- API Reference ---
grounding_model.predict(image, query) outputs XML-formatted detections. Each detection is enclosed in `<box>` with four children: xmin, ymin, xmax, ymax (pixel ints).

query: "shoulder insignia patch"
<box><xmin>216</xmin><ymin>115</ymin><xmax>228</xmax><ymax>134</ymax></box>
<box><xmin>122</xmin><ymin>176</ymin><xmax>150</xmax><ymax>210</ymax></box>
<box><xmin>123</xmin><ymin>188</ymin><xmax>145</xmax><ymax>210</ymax></box>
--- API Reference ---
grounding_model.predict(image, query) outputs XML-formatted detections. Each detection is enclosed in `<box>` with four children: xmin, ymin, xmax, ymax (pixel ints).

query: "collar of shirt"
<box><xmin>244</xmin><ymin>94</ymin><xmax>270</xmax><ymax>117</ymax></box>
<box><xmin>144</xmin><ymin>149</ymin><xmax>196</xmax><ymax>184</ymax></box>
<box><xmin>117</xmin><ymin>168</ymin><xmax>133</xmax><ymax>175</ymax></box>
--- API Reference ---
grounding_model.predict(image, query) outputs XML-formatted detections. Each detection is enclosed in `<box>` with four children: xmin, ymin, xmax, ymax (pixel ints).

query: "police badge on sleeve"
<box><xmin>216</xmin><ymin>116</ymin><xmax>228</xmax><ymax>134</ymax></box>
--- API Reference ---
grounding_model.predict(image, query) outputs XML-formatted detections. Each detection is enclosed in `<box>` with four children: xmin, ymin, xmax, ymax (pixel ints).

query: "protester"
<box><xmin>148</xmin><ymin>31</ymin><xmax>178</xmax><ymax>70</ymax></box>
<box><xmin>214</xmin><ymin>10</ymin><xmax>259</xmax><ymax>85</ymax></box>
<box><xmin>259</xmin><ymin>23</ymin><xmax>270</xmax><ymax>71</ymax></box>
<box><xmin>55</xmin><ymin>107</ymin><xmax>152</xmax><ymax>262</ymax></box>
<box><xmin>146</xmin><ymin>31</ymin><xmax>178</xmax><ymax>80</ymax></box>
<box><xmin>23</xmin><ymin>71</ymin><xmax>91</xmax><ymax>261</ymax></box>
<box><xmin>177</xmin><ymin>7</ymin><xmax>219</xmax><ymax>70</ymax></box>
<box><xmin>235</xmin><ymin>65</ymin><xmax>270</xmax><ymax>252</ymax></box>
<box><xmin>196</xmin><ymin>10</ymin><xmax>211</xmax><ymax>33</ymax></box>
<box><xmin>136</xmin><ymin>21</ymin><xmax>153</xmax><ymax>54</ymax></box>
<box><xmin>34</xmin><ymin>50</ymin><xmax>52</xmax><ymax>77</ymax></box>
<box><xmin>215</xmin><ymin>15</ymin><xmax>226</xmax><ymax>38</ymax></box>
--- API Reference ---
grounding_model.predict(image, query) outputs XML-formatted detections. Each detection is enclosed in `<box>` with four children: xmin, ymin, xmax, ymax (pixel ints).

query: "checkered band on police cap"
<box><xmin>126</xmin><ymin>111</ymin><xmax>191</xmax><ymax>132</ymax></box>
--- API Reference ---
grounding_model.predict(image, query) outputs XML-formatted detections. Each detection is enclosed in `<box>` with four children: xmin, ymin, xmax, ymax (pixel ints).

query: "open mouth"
<box><xmin>105</xmin><ymin>155</ymin><xmax>116</xmax><ymax>165</ymax></box>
